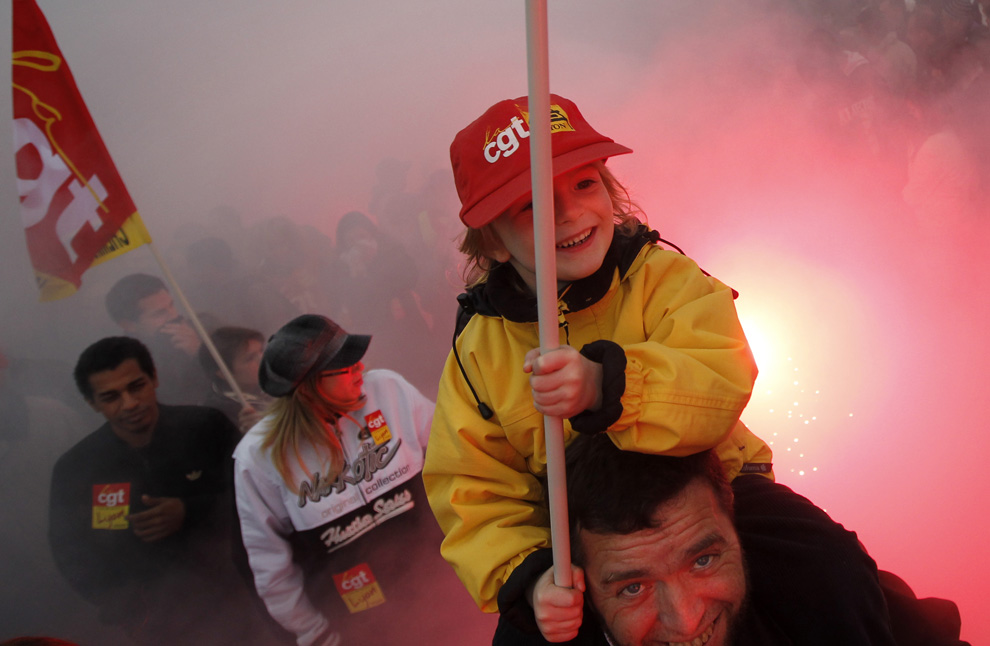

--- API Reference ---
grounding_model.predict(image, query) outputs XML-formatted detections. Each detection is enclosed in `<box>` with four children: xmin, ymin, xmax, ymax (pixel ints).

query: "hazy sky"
<box><xmin>2</xmin><ymin>1</ymin><xmax>988</xmax><ymax>643</ymax></box>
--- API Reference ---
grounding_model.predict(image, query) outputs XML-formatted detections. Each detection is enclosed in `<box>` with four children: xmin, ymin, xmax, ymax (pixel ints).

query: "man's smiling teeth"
<box><xmin>557</xmin><ymin>229</ymin><xmax>592</xmax><ymax>249</ymax></box>
<box><xmin>665</xmin><ymin>618</ymin><xmax>716</xmax><ymax>646</ymax></box>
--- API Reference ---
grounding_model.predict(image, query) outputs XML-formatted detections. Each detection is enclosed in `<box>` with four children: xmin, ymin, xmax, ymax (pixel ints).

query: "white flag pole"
<box><xmin>525</xmin><ymin>0</ymin><xmax>572</xmax><ymax>589</ymax></box>
<box><xmin>146</xmin><ymin>241</ymin><xmax>249</xmax><ymax>408</ymax></box>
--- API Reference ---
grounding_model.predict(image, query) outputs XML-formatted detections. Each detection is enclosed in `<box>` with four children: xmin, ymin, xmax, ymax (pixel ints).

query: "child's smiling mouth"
<box><xmin>557</xmin><ymin>228</ymin><xmax>593</xmax><ymax>250</ymax></box>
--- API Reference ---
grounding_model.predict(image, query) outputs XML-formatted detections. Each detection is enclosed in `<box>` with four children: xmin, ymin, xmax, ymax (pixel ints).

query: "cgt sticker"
<box><xmin>92</xmin><ymin>483</ymin><xmax>130</xmax><ymax>529</ymax></box>
<box><xmin>364</xmin><ymin>410</ymin><xmax>392</xmax><ymax>445</ymax></box>
<box><xmin>333</xmin><ymin>563</ymin><xmax>386</xmax><ymax>613</ymax></box>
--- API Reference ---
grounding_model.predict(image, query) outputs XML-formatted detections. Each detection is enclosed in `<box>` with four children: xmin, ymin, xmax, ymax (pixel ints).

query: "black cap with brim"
<box><xmin>258</xmin><ymin>314</ymin><xmax>371</xmax><ymax>398</ymax></box>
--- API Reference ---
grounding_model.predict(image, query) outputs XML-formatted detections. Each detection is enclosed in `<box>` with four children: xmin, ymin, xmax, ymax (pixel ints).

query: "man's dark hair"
<box><xmin>105</xmin><ymin>273</ymin><xmax>167</xmax><ymax>323</ymax></box>
<box><xmin>74</xmin><ymin>336</ymin><xmax>156</xmax><ymax>401</ymax></box>
<box><xmin>198</xmin><ymin>326</ymin><xmax>265</xmax><ymax>384</ymax></box>
<box><xmin>565</xmin><ymin>434</ymin><xmax>733</xmax><ymax>565</ymax></box>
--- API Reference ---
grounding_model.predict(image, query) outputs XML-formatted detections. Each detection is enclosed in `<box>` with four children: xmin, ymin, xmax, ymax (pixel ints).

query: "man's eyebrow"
<box><xmin>96</xmin><ymin>376</ymin><xmax>147</xmax><ymax>398</ymax></box>
<box><xmin>602</xmin><ymin>567</ymin><xmax>650</xmax><ymax>586</ymax></box>
<box><xmin>683</xmin><ymin>532</ymin><xmax>727</xmax><ymax>560</ymax></box>
<box><xmin>599</xmin><ymin>533</ymin><xmax>730</xmax><ymax>585</ymax></box>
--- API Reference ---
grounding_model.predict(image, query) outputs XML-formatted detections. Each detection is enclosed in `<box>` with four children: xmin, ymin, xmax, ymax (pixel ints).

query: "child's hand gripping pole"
<box><xmin>525</xmin><ymin>0</ymin><xmax>573</xmax><ymax>591</ymax></box>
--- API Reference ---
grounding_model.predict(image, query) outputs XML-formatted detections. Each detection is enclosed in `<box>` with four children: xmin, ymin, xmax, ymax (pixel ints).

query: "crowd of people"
<box><xmin>1</xmin><ymin>194</ymin><xmax>479</xmax><ymax>643</ymax></box>
<box><xmin>1</xmin><ymin>0</ymin><xmax>982</xmax><ymax>644</ymax></box>
<box><xmin>2</xmin><ymin>179</ymin><xmax>466</xmax><ymax>643</ymax></box>
<box><xmin>791</xmin><ymin>0</ymin><xmax>990</xmax><ymax>235</ymax></box>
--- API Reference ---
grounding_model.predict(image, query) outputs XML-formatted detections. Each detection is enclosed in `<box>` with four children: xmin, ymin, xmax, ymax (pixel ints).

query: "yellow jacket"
<box><xmin>423</xmin><ymin>226</ymin><xmax>773</xmax><ymax>612</ymax></box>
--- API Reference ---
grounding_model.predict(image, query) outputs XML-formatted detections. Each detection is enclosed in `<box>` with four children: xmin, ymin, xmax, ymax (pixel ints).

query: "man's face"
<box><xmin>87</xmin><ymin>358</ymin><xmax>160</xmax><ymax>448</ymax></box>
<box><xmin>580</xmin><ymin>479</ymin><xmax>746</xmax><ymax>646</ymax></box>
<box><xmin>123</xmin><ymin>289</ymin><xmax>179</xmax><ymax>337</ymax></box>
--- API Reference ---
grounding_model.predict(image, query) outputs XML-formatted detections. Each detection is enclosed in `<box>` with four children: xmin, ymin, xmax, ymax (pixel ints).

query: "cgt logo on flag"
<box><xmin>11</xmin><ymin>0</ymin><xmax>151</xmax><ymax>301</ymax></box>
<box><xmin>92</xmin><ymin>483</ymin><xmax>130</xmax><ymax>530</ymax></box>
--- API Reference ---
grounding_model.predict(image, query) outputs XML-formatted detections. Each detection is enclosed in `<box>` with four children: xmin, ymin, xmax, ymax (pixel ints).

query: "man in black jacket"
<box><xmin>48</xmin><ymin>336</ymin><xmax>281</xmax><ymax>646</ymax></box>
<box><xmin>495</xmin><ymin>434</ymin><xmax>968</xmax><ymax>646</ymax></box>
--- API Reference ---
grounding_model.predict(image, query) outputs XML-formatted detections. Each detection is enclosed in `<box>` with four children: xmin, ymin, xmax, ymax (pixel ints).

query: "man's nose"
<box><xmin>657</xmin><ymin>583</ymin><xmax>706</xmax><ymax>640</ymax></box>
<box><xmin>120</xmin><ymin>391</ymin><xmax>140</xmax><ymax>410</ymax></box>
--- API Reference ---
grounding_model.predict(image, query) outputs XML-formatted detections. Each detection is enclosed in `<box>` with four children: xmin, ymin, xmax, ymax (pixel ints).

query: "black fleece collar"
<box><xmin>461</xmin><ymin>224</ymin><xmax>660</xmax><ymax>323</ymax></box>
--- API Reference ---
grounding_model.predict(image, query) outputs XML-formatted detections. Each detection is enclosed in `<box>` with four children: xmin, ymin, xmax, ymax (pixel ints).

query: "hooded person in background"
<box><xmin>232</xmin><ymin>314</ymin><xmax>495</xmax><ymax>646</ymax></box>
<box><xmin>183</xmin><ymin>236</ymin><xmax>302</xmax><ymax>339</ymax></box>
<box><xmin>330</xmin><ymin>211</ymin><xmax>445</xmax><ymax>399</ymax></box>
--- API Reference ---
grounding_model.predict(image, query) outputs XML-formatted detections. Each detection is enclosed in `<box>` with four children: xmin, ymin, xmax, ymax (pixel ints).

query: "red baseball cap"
<box><xmin>450</xmin><ymin>94</ymin><xmax>633</xmax><ymax>228</ymax></box>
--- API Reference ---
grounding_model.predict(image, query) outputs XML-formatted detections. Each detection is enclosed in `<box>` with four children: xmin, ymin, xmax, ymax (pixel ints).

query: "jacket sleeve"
<box><xmin>412</xmin><ymin>388</ymin><xmax>435</xmax><ymax>451</ymax></box>
<box><xmin>598</xmin><ymin>250</ymin><xmax>761</xmax><ymax>465</ymax></box>
<box><xmin>233</xmin><ymin>448</ymin><xmax>330</xmax><ymax>646</ymax></box>
<box><xmin>423</xmin><ymin>351</ymin><xmax>551</xmax><ymax>614</ymax></box>
<box><xmin>388</xmin><ymin>369</ymin><xmax>436</xmax><ymax>453</ymax></box>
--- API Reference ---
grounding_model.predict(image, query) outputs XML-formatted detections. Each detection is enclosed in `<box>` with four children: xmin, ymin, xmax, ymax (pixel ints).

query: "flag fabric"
<box><xmin>11</xmin><ymin>0</ymin><xmax>151</xmax><ymax>301</ymax></box>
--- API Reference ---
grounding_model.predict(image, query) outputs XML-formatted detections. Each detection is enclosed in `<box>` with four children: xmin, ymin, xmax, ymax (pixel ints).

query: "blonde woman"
<box><xmin>233</xmin><ymin>315</ymin><xmax>492</xmax><ymax>646</ymax></box>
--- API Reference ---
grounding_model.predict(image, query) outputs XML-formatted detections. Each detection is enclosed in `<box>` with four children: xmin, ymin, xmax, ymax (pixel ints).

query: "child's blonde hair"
<box><xmin>458</xmin><ymin>162</ymin><xmax>644</xmax><ymax>286</ymax></box>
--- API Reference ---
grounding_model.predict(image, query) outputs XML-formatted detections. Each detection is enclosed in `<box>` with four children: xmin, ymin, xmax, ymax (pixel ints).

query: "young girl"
<box><xmin>233</xmin><ymin>314</ymin><xmax>494</xmax><ymax>646</ymax></box>
<box><xmin>423</xmin><ymin>95</ymin><xmax>893</xmax><ymax>645</ymax></box>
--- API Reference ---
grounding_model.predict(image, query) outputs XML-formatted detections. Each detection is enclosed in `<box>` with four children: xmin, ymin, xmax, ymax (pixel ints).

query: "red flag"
<box><xmin>11</xmin><ymin>0</ymin><xmax>151</xmax><ymax>301</ymax></box>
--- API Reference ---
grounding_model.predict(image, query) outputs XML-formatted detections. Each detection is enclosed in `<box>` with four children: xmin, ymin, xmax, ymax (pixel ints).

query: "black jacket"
<box><xmin>48</xmin><ymin>404</ymin><xmax>241</xmax><ymax>630</ymax></box>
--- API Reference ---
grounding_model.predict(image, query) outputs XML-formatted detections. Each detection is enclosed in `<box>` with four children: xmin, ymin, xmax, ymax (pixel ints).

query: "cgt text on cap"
<box><xmin>450</xmin><ymin>94</ymin><xmax>632</xmax><ymax>229</ymax></box>
<box><xmin>258</xmin><ymin>314</ymin><xmax>371</xmax><ymax>398</ymax></box>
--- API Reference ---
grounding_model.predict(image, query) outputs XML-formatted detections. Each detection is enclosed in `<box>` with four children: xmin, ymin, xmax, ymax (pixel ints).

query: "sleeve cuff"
<box><xmin>570</xmin><ymin>340</ymin><xmax>626</xmax><ymax>434</ymax></box>
<box><xmin>496</xmin><ymin>548</ymin><xmax>555</xmax><ymax>633</ymax></box>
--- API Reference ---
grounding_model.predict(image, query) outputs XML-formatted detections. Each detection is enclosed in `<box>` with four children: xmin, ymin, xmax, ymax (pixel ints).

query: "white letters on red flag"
<box><xmin>12</xmin><ymin>0</ymin><xmax>151</xmax><ymax>301</ymax></box>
